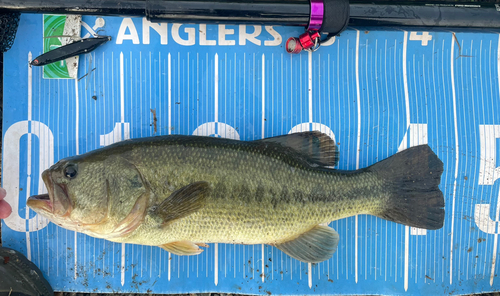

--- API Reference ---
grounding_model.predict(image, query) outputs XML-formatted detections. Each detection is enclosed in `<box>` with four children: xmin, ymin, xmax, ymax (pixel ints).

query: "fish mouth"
<box><xmin>27</xmin><ymin>193</ymin><xmax>52</xmax><ymax>213</ymax></box>
<box><xmin>27</xmin><ymin>170</ymin><xmax>72</xmax><ymax>216</ymax></box>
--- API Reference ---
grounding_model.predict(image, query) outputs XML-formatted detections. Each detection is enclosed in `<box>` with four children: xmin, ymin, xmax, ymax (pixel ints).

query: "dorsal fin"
<box><xmin>256</xmin><ymin>131</ymin><xmax>339</xmax><ymax>167</ymax></box>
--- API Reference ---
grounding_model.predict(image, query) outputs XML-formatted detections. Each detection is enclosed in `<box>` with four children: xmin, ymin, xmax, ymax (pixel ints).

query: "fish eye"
<box><xmin>64</xmin><ymin>164</ymin><xmax>78</xmax><ymax>179</ymax></box>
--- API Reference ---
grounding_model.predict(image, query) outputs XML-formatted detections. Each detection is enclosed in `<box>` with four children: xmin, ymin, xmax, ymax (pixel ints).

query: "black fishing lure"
<box><xmin>30</xmin><ymin>35</ymin><xmax>111</xmax><ymax>66</ymax></box>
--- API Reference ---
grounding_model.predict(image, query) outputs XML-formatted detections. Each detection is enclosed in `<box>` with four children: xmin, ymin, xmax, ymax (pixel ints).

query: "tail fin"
<box><xmin>369</xmin><ymin>145</ymin><xmax>445</xmax><ymax>230</ymax></box>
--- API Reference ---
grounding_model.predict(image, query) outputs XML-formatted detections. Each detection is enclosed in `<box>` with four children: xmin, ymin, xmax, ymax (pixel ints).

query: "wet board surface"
<box><xmin>2</xmin><ymin>13</ymin><xmax>500</xmax><ymax>295</ymax></box>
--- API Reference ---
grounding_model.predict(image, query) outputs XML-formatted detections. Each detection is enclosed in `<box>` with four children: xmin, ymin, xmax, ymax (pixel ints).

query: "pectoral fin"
<box><xmin>274</xmin><ymin>225</ymin><xmax>339</xmax><ymax>263</ymax></box>
<box><xmin>153</xmin><ymin>181</ymin><xmax>210</xmax><ymax>226</ymax></box>
<box><xmin>159</xmin><ymin>241</ymin><xmax>205</xmax><ymax>255</ymax></box>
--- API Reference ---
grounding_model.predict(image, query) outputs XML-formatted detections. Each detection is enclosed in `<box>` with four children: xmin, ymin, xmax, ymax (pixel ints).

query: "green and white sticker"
<box><xmin>43</xmin><ymin>14</ymin><xmax>81</xmax><ymax>79</ymax></box>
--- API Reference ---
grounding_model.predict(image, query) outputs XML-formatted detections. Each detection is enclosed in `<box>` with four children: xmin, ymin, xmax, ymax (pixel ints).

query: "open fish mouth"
<box><xmin>27</xmin><ymin>170</ymin><xmax>54</xmax><ymax>213</ymax></box>
<box><xmin>27</xmin><ymin>193</ymin><xmax>53</xmax><ymax>213</ymax></box>
<box><xmin>27</xmin><ymin>170</ymin><xmax>72</xmax><ymax>216</ymax></box>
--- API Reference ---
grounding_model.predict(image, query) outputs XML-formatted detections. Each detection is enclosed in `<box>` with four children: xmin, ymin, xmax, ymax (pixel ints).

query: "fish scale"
<box><xmin>115</xmin><ymin>137</ymin><xmax>387</xmax><ymax>245</ymax></box>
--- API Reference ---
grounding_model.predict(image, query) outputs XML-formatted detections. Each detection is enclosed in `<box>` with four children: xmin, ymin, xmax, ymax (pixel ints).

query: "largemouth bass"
<box><xmin>27</xmin><ymin>132</ymin><xmax>444</xmax><ymax>263</ymax></box>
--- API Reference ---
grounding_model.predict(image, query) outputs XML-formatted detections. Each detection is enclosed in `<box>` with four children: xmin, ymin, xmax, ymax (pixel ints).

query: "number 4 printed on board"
<box><xmin>409</xmin><ymin>32</ymin><xmax>433</xmax><ymax>46</ymax></box>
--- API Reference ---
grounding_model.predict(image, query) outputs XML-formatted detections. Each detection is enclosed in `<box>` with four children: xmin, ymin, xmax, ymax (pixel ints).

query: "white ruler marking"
<box><xmin>214</xmin><ymin>54</ymin><xmax>219</xmax><ymax>286</ymax></box>
<box><xmin>74</xmin><ymin>232</ymin><xmax>78</xmax><ymax>279</ymax></box>
<box><xmin>168</xmin><ymin>53</ymin><xmax>171</xmax><ymax>135</ymax></box>
<box><xmin>449</xmin><ymin>34</ymin><xmax>459</xmax><ymax>285</ymax></box>
<box><xmin>308</xmin><ymin>51</ymin><xmax>313</xmax><ymax>124</ymax></box>
<box><xmin>306</xmin><ymin>49</ymin><xmax>314</xmax><ymax>287</ymax></box>
<box><xmin>402</xmin><ymin>30</ymin><xmax>411</xmax><ymax>292</ymax></box>
<box><xmin>168</xmin><ymin>252</ymin><xmax>171</xmax><ymax>281</ymax></box>
<box><xmin>121</xmin><ymin>243</ymin><xmax>126</xmax><ymax>286</ymax></box>
<box><xmin>403</xmin><ymin>31</ymin><xmax>410</xmax><ymax>129</ymax></box>
<box><xmin>355</xmin><ymin>29</ymin><xmax>361</xmax><ymax>284</ymax></box>
<box><xmin>119</xmin><ymin>52</ymin><xmax>127</xmax><ymax>285</ymax></box>
<box><xmin>262</xmin><ymin>53</ymin><xmax>265</xmax><ymax>138</ymax></box>
<box><xmin>215</xmin><ymin>53</ymin><xmax>219</xmax><ymax>123</ymax></box>
<box><xmin>120</xmin><ymin>52</ymin><xmax>125</xmax><ymax>123</ymax></box>
<box><xmin>26</xmin><ymin>52</ymin><xmax>33</xmax><ymax>260</ymax></box>
<box><xmin>215</xmin><ymin>243</ymin><xmax>219</xmax><ymax>286</ymax></box>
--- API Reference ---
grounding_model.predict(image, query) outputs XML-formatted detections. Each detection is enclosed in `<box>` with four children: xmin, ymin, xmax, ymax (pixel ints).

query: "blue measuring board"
<box><xmin>2</xmin><ymin>13</ymin><xmax>500</xmax><ymax>295</ymax></box>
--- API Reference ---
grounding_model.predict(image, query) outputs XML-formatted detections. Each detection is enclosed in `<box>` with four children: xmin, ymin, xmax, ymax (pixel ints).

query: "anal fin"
<box><xmin>274</xmin><ymin>225</ymin><xmax>339</xmax><ymax>263</ymax></box>
<box><xmin>159</xmin><ymin>241</ymin><xmax>205</xmax><ymax>256</ymax></box>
